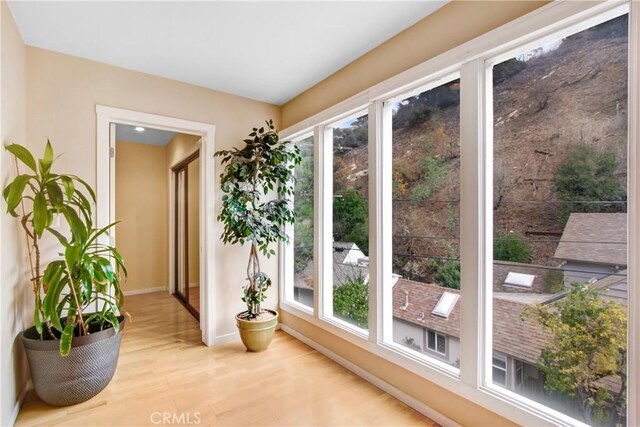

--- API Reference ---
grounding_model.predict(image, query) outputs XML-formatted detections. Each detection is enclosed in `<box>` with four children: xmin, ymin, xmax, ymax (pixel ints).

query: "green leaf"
<box><xmin>60</xmin><ymin>176</ymin><xmax>75</xmax><ymax>201</ymax></box>
<box><xmin>4</xmin><ymin>174</ymin><xmax>31</xmax><ymax>214</ymax></box>
<box><xmin>105</xmin><ymin>312</ymin><xmax>120</xmax><ymax>333</ymax></box>
<box><xmin>60</xmin><ymin>322</ymin><xmax>76</xmax><ymax>356</ymax></box>
<box><xmin>64</xmin><ymin>244</ymin><xmax>81</xmax><ymax>270</ymax></box>
<box><xmin>48</xmin><ymin>228</ymin><xmax>69</xmax><ymax>246</ymax></box>
<box><xmin>46</xmin><ymin>182</ymin><xmax>64</xmax><ymax>210</ymax></box>
<box><xmin>33</xmin><ymin>306</ymin><xmax>43</xmax><ymax>335</ymax></box>
<box><xmin>43</xmin><ymin>140</ymin><xmax>54</xmax><ymax>162</ymax></box>
<box><xmin>63</xmin><ymin>206</ymin><xmax>87</xmax><ymax>242</ymax></box>
<box><xmin>5</xmin><ymin>144</ymin><xmax>37</xmax><ymax>172</ymax></box>
<box><xmin>32</xmin><ymin>192</ymin><xmax>48</xmax><ymax>237</ymax></box>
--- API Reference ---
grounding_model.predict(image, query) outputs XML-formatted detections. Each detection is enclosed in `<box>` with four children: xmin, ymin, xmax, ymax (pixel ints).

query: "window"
<box><xmin>427</xmin><ymin>329</ymin><xmax>447</xmax><ymax>356</ymax></box>
<box><xmin>292</xmin><ymin>133</ymin><xmax>315</xmax><ymax>309</ymax></box>
<box><xmin>280</xmin><ymin>3</ymin><xmax>636</xmax><ymax>426</ymax></box>
<box><xmin>490</xmin><ymin>13</ymin><xmax>628</xmax><ymax>425</ymax></box>
<box><xmin>328</xmin><ymin>112</ymin><xmax>369</xmax><ymax>331</ymax></box>
<box><xmin>389</xmin><ymin>77</ymin><xmax>461</xmax><ymax>369</ymax></box>
<box><xmin>492</xmin><ymin>353</ymin><xmax>508</xmax><ymax>387</ymax></box>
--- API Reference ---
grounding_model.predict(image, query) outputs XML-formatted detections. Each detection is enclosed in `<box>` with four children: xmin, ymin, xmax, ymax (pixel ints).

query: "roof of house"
<box><xmin>554</xmin><ymin>213</ymin><xmax>627</xmax><ymax>266</ymax></box>
<box><xmin>294</xmin><ymin>242</ymin><xmax>367</xmax><ymax>290</ymax></box>
<box><xmin>393</xmin><ymin>279</ymin><xmax>547</xmax><ymax>365</ymax></box>
<box><xmin>493</xmin><ymin>261</ymin><xmax>560</xmax><ymax>295</ymax></box>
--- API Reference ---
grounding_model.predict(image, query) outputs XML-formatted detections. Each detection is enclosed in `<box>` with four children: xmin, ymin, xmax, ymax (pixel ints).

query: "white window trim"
<box><xmin>279</xmin><ymin>1</ymin><xmax>638</xmax><ymax>426</ymax></box>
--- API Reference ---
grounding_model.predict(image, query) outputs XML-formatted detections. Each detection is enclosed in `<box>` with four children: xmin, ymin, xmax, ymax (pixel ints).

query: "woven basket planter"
<box><xmin>21</xmin><ymin>318</ymin><xmax>125</xmax><ymax>406</ymax></box>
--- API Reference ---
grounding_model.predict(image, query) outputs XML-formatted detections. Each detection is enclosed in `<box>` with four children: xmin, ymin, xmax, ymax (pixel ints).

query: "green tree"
<box><xmin>333</xmin><ymin>273</ymin><xmax>368</xmax><ymax>328</ymax></box>
<box><xmin>494</xmin><ymin>231</ymin><xmax>532</xmax><ymax>263</ymax></box>
<box><xmin>433</xmin><ymin>260</ymin><xmax>460</xmax><ymax>290</ymax></box>
<box><xmin>554</xmin><ymin>145</ymin><xmax>625</xmax><ymax>215</ymax></box>
<box><xmin>524</xmin><ymin>285</ymin><xmax>627</xmax><ymax>426</ymax></box>
<box><xmin>294</xmin><ymin>139</ymin><xmax>314</xmax><ymax>274</ymax></box>
<box><xmin>333</xmin><ymin>188</ymin><xmax>368</xmax><ymax>255</ymax></box>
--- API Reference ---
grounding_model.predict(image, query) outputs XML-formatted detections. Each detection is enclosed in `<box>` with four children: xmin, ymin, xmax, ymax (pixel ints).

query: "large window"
<box><xmin>390</xmin><ymin>78</ymin><xmax>461</xmax><ymax>369</ymax></box>
<box><xmin>328</xmin><ymin>113</ymin><xmax>370</xmax><ymax>330</ymax></box>
<box><xmin>292</xmin><ymin>133</ymin><xmax>315</xmax><ymax>309</ymax></box>
<box><xmin>280</xmin><ymin>3</ymin><xmax>636</xmax><ymax>426</ymax></box>
<box><xmin>490</xmin><ymin>14</ymin><xmax>628</xmax><ymax>426</ymax></box>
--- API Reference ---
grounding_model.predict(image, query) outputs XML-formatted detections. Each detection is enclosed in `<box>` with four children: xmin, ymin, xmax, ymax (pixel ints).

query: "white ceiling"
<box><xmin>8</xmin><ymin>1</ymin><xmax>447</xmax><ymax>105</ymax></box>
<box><xmin>115</xmin><ymin>124</ymin><xmax>176</xmax><ymax>146</ymax></box>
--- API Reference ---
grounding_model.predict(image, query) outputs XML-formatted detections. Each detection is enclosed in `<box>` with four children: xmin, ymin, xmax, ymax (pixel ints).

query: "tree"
<box><xmin>434</xmin><ymin>260</ymin><xmax>460</xmax><ymax>290</ymax></box>
<box><xmin>494</xmin><ymin>231</ymin><xmax>532</xmax><ymax>263</ymax></box>
<box><xmin>524</xmin><ymin>285</ymin><xmax>627</xmax><ymax>426</ymax></box>
<box><xmin>554</xmin><ymin>145</ymin><xmax>625</xmax><ymax>215</ymax></box>
<box><xmin>294</xmin><ymin>139</ymin><xmax>314</xmax><ymax>274</ymax></box>
<box><xmin>333</xmin><ymin>188</ymin><xmax>368</xmax><ymax>255</ymax></box>
<box><xmin>333</xmin><ymin>273</ymin><xmax>368</xmax><ymax>328</ymax></box>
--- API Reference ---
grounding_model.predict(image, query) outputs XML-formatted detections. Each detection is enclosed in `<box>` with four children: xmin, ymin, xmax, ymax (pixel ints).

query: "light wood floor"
<box><xmin>16</xmin><ymin>292</ymin><xmax>436</xmax><ymax>426</ymax></box>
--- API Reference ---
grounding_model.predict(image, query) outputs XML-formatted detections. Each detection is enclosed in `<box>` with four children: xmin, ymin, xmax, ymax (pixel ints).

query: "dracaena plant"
<box><xmin>214</xmin><ymin>120</ymin><xmax>301</xmax><ymax>318</ymax></box>
<box><xmin>3</xmin><ymin>141</ymin><xmax>126</xmax><ymax>355</ymax></box>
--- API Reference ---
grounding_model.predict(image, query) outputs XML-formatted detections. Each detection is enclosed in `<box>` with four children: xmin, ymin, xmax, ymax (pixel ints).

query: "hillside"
<box><xmin>333</xmin><ymin>15</ymin><xmax>628</xmax><ymax>278</ymax></box>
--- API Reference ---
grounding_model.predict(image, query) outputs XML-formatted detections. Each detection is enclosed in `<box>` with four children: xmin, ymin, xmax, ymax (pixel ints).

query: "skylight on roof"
<box><xmin>432</xmin><ymin>292</ymin><xmax>459</xmax><ymax>319</ymax></box>
<box><xmin>504</xmin><ymin>272</ymin><xmax>535</xmax><ymax>288</ymax></box>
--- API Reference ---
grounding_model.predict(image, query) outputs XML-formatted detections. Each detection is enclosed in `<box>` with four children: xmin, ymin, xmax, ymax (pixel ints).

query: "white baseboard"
<box><xmin>123</xmin><ymin>286</ymin><xmax>166</xmax><ymax>296</ymax></box>
<box><xmin>213</xmin><ymin>331</ymin><xmax>239</xmax><ymax>345</ymax></box>
<box><xmin>280</xmin><ymin>324</ymin><xmax>460</xmax><ymax>427</ymax></box>
<box><xmin>8</xmin><ymin>380</ymin><xmax>32</xmax><ymax>427</ymax></box>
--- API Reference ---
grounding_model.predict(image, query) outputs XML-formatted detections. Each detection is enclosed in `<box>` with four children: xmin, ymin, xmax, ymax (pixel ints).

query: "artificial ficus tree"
<box><xmin>215</xmin><ymin>120</ymin><xmax>301</xmax><ymax>318</ymax></box>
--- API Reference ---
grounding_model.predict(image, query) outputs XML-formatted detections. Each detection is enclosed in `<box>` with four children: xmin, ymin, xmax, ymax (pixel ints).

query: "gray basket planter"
<box><xmin>21</xmin><ymin>318</ymin><xmax>125</xmax><ymax>406</ymax></box>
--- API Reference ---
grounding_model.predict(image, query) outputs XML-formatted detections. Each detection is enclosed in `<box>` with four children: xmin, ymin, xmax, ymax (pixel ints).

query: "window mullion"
<box><xmin>367</xmin><ymin>102</ymin><xmax>380</xmax><ymax>342</ymax></box>
<box><xmin>459</xmin><ymin>58</ymin><xmax>491</xmax><ymax>389</ymax></box>
<box><xmin>628</xmin><ymin>1</ymin><xmax>640</xmax><ymax>424</ymax></box>
<box><xmin>318</xmin><ymin>126</ymin><xmax>334</xmax><ymax>319</ymax></box>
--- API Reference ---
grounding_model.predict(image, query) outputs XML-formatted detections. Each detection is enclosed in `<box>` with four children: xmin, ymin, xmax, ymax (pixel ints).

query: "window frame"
<box><xmin>427</xmin><ymin>329</ymin><xmax>448</xmax><ymax>357</ymax></box>
<box><xmin>279</xmin><ymin>1</ymin><xmax>639</xmax><ymax>425</ymax></box>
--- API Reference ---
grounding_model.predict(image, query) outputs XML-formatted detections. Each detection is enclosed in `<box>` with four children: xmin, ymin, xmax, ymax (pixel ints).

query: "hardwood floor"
<box><xmin>16</xmin><ymin>292</ymin><xmax>437</xmax><ymax>426</ymax></box>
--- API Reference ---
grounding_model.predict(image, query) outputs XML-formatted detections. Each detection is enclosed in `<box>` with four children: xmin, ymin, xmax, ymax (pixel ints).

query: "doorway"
<box><xmin>96</xmin><ymin>105</ymin><xmax>217</xmax><ymax>345</ymax></box>
<box><xmin>172</xmin><ymin>151</ymin><xmax>201</xmax><ymax>319</ymax></box>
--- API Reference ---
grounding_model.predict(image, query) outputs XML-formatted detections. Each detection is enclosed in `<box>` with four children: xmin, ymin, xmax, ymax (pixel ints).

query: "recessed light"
<box><xmin>135</xmin><ymin>126</ymin><xmax>145</xmax><ymax>132</ymax></box>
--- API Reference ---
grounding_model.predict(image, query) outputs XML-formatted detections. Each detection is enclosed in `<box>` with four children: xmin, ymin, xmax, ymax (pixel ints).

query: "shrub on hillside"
<box><xmin>494</xmin><ymin>231</ymin><xmax>532</xmax><ymax>263</ymax></box>
<box><xmin>553</xmin><ymin>145</ymin><xmax>625</xmax><ymax>215</ymax></box>
<box><xmin>434</xmin><ymin>260</ymin><xmax>460</xmax><ymax>290</ymax></box>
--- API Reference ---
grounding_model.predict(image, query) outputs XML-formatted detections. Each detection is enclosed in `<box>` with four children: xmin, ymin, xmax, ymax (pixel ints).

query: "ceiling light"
<box><xmin>135</xmin><ymin>126</ymin><xmax>145</xmax><ymax>132</ymax></box>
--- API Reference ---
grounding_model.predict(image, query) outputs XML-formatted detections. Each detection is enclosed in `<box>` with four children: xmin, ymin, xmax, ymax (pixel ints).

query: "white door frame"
<box><xmin>96</xmin><ymin>105</ymin><xmax>217</xmax><ymax>346</ymax></box>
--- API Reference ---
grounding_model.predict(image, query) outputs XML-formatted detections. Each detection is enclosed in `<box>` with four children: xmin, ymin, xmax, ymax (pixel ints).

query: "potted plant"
<box><xmin>3</xmin><ymin>141</ymin><xmax>127</xmax><ymax>406</ymax></box>
<box><xmin>215</xmin><ymin>120</ymin><xmax>300</xmax><ymax>352</ymax></box>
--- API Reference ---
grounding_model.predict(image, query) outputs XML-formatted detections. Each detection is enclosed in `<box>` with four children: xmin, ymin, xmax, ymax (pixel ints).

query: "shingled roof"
<box><xmin>554</xmin><ymin>213</ymin><xmax>627</xmax><ymax>266</ymax></box>
<box><xmin>393</xmin><ymin>279</ymin><xmax>547</xmax><ymax>365</ymax></box>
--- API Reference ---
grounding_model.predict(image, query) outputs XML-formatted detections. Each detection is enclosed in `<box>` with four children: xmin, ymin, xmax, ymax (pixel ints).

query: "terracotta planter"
<box><xmin>21</xmin><ymin>318</ymin><xmax>125</xmax><ymax>406</ymax></box>
<box><xmin>236</xmin><ymin>310</ymin><xmax>278</xmax><ymax>352</ymax></box>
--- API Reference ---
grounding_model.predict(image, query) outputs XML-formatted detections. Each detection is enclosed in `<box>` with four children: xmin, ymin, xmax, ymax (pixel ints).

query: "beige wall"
<box><xmin>24</xmin><ymin>47</ymin><xmax>281</xmax><ymax>348</ymax></box>
<box><xmin>115</xmin><ymin>140</ymin><xmax>168</xmax><ymax>293</ymax></box>
<box><xmin>282</xmin><ymin>0</ymin><xmax>548</xmax><ymax>128</ymax></box>
<box><xmin>279</xmin><ymin>1</ymin><xmax>548</xmax><ymax>425</ymax></box>
<box><xmin>0</xmin><ymin>2</ymin><xmax>29</xmax><ymax>425</ymax></box>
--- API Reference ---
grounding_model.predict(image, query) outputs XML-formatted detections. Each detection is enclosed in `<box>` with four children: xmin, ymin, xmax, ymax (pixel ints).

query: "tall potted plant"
<box><xmin>215</xmin><ymin>120</ymin><xmax>300</xmax><ymax>352</ymax></box>
<box><xmin>3</xmin><ymin>141</ymin><xmax>127</xmax><ymax>406</ymax></box>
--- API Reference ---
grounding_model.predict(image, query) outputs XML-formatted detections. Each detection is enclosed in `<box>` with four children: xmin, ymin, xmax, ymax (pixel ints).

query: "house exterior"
<box><xmin>294</xmin><ymin>242</ymin><xmax>369</xmax><ymax>307</ymax></box>
<box><xmin>392</xmin><ymin>279</ymin><xmax>547</xmax><ymax>395</ymax></box>
<box><xmin>554</xmin><ymin>213</ymin><xmax>627</xmax><ymax>285</ymax></box>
